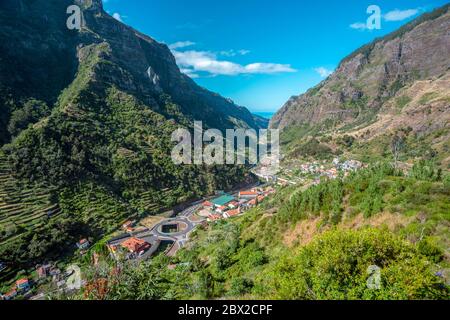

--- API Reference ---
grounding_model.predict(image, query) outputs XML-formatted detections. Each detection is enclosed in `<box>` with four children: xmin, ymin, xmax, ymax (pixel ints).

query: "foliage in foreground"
<box><xmin>74</xmin><ymin>162</ymin><xmax>449</xmax><ymax>300</ymax></box>
<box><xmin>77</xmin><ymin>227</ymin><xmax>448</xmax><ymax>300</ymax></box>
<box><xmin>255</xmin><ymin>228</ymin><xmax>448</xmax><ymax>300</ymax></box>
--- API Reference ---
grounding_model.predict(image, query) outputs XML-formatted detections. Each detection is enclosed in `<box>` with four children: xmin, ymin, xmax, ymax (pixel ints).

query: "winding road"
<box><xmin>117</xmin><ymin>203</ymin><xmax>205</xmax><ymax>258</ymax></box>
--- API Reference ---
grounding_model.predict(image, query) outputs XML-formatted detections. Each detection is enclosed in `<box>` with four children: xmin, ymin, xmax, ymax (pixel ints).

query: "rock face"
<box><xmin>0</xmin><ymin>0</ymin><xmax>265</xmax><ymax>147</ymax></box>
<box><xmin>0</xmin><ymin>0</ymin><xmax>266</xmax><ymax>270</ymax></box>
<box><xmin>270</xmin><ymin>4</ymin><xmax>450</xmax><ymax>134</ymax></box>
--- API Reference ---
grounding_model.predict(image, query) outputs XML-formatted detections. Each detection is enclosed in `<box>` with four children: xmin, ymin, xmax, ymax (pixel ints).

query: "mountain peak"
<box><xmin>271</xmin><ymin>4</ymin><xmax>450</xmax><ymax>133</ymax></box>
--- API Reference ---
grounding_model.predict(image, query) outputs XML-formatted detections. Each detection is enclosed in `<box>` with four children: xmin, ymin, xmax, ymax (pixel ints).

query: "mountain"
<box><xmin>0</xmin><ymin>0</ymin><xmax>265</xmax><ymax>146</ymax></box>
<box><xmin>270</xmin><ymin>4</ymin><xmax>450</xmax><ymax>164</ymax></box>
<box><xmin>0</xmin><ymin>0</ymin><xmax>265</xmax><ymax>270</ymax></box>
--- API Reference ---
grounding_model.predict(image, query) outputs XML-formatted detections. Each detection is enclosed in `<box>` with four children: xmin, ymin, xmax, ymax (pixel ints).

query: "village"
<box><xmin>104</xmin><ymin>185</ymin><xmax>276</xmax><ymax>263</ymax></box>
<box><xmin>0</xmin><ymin>184</ymin><xmax>276</xmax><ymax>300</ymax></box>
<box><xmin>1</xmin><ymin>157</ymin><xmax>364</xmax><ymax>300</ymax></box>
<box><xmin>273</xmin><ymin>157</ymin><xmax>364</xmax><ymax>186</ymax></box>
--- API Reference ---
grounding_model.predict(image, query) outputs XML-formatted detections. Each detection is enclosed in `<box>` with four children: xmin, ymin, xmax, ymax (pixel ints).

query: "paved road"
<box><xmin>111</xmin><ymin>182</ymin><xmax>260</xmax><ymax>258</ymax></box>
<box><xmin>121</xmin><ymin>203</ymin><xmax>205</xmax><ymax>257</ymax></box>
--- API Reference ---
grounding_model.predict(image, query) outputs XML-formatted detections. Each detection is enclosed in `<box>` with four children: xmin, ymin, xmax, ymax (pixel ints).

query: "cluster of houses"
<box><xmin>0</xmin><ymin>261</ymin><xmax>73</xmax><ymax>300</ymax></box>
<box><xmin>332</xmin><ymin>158</ymin><xmax>363</xmax><ymax>172</ymax></box>
<box><xmin>296</xmin><ymin>158</ymin><xmax>363</xmax><ymax>182</ymax></box>
<box><xmin>199</xmin><ymin>187</ymin><xmax>275</xmax><ymax>222</ymax></box>
<box><xmin>1</xmin><ymin>278</ymin><xmax>31</xmax><ymax>300</ymax></box>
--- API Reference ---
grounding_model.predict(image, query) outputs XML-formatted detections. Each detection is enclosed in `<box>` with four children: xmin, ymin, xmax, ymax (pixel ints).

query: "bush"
<box><xmin>256</xmin><ymin>229</ymin><xmax>448</xmax><ymax>300</ymax></box>
<box><xmin>410</xmin><ymin>160</ymin><xmax>442</xmax><ymax>182</ymax></box>
<box><xmin>417</xmin><ymin>237</ymin><xmax>444</xmax><ymax>263</ymax></box>
<box><xmin>7</xmin><ymin>99</ymin><xmax>50</xmax><ymax>137</ymax></box>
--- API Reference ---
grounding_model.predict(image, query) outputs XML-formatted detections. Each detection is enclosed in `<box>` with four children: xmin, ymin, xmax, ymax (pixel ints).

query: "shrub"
<box><xmin>256</xmin><ymin>228</ymin><xmax>448</xmax><ymax>300</ymax></box>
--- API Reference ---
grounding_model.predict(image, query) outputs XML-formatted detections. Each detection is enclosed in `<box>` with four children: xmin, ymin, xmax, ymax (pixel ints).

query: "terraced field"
<box><xmin>58</xmin><ymin>182</ymin><xmax>134</xmax><ymax>233</ymax></box>
<box><xmin>0</xmin><ymin>152</ymin><xmax>61</xmax><ymax>246</ymax></box>
<box><xmin>135</xmin><ymin>188</ymin><xmax>171</xmax><ymax>213</ymax></box>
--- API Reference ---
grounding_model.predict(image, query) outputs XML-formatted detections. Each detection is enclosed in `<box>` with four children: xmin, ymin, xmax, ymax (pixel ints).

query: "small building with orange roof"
<box><xmin>247</xmin><ymin>198</ymin><xmax>257</xmax><ymax>207</ymax></box>
<box><xmin>120</xmin><ymin>237</ymin><xmax>151</xmax><ymax>254</ymax></box>
<box><xmin>207</xmin><ymin>214</ymin><xmax>223</xmax><ymax>222</ymax></box>
<box><xmin>202</xmin><ymin>201</ymin><xmax>213</xmax><ymax>208</ymax></box>
<box><xmin>16</xmin><ymin>278</ymin><xmax>30</xmax><ymax>291</ymax></box>
<box><xmin>239</xmin><ymin>190</ymin><xmax>259</xmax><ymax>199</ymax></box>
<box><xmin>228</xmin><ymin>201</ymin><xmax>239</xmax><ymax>209</ymax></box>
<box><xmin>122</xmin><ymin>220</ymin><xmax>135</xmax><ymax>230</ymax></box>
<box><xmin>1</xmin><ymin>289</ymin><xmax>17</xmax><ymax>300</ymax></box>
<box><xmin>216</xmin><ymin>205</ymin><xmax>228</xmax><ymax>214</ymax></box>
<box><xmin>77</xmin><ymin>238</ymin><xmax>90</xmax><ymax>250</ymax></box>
<box><xmin>224</xmin><ymin>209</ymin><xmax>241</xmax><ymax>219</ymax></box>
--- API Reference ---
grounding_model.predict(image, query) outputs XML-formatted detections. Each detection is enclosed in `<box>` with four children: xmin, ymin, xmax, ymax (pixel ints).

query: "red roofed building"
<box><xmin>122</xmin><ymin>220</ymin><xmax>135</xmax><ymax>230</ymax></box>
<box><xmin>77</xmin><ymin>238</ymin><xmax>90</xmax><ymax>250</ymax></box>
<box><xmin>207</xmin><ymin>214</ymin><xmax>223</xmax><ymax>222</ymax></box>
<box><xmin>2</xmin><ymin>289</ymin><xmax>17</xmax><ymax>300</ymax></box>
<box><xmin>216</xmin><ymin>205</ymin><xmax>228</xmax><ymax>213</ymax></box>
<box><xmin>120</xmin><ymin>237</ymin><xmax>151</xmax><ymax>254</ymax></box>
<box><xmin>228</xmin><ymin>201</ymin><xmax>239</xmax><ymax>209</ymax></box>
<box><xmin>239</xmin><ymin>190</ymin><xmax>258</xmax><ymax>199</ymax></box>
<box><xmin>224</xmin><ymin>209</ymin><xmax>241</xmax><ymax>218</ymax></box>
<box><xmin>37</xmin><ymin>264</ymin><xmax>52</xmax><ymax>279</ymax></box>
<box><xmin>16</xmin><ymin>278</ymin><xmax>30</xmax><ymax>291</ymax></box>
<box><xmin>202</xmin><ymin>201</ymin><xmax>213</xmax><ymax>208</ymax></box>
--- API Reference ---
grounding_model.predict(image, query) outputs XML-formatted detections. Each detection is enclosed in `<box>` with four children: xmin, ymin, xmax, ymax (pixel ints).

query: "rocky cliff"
<box><xmin>0</xmin><ymin>0</ymin><xmax>265</xmax><ymax>146</ymax></box>
<box><xmin>270</xmin><ymin>4</ymin><xmax>450</xmax><ymax>140</ymax></box>
<box><xmin>0</xmin><ymin>0</ymin><xmax>262</xmax><ymax>269</ymax></box>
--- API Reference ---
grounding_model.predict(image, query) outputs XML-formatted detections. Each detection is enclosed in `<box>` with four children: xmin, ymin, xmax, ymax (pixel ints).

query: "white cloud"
<box><xmin>180</xmin><ymin>68</ymin><xmax>200</xmax><ymax>78</ymax></box>
<box><xmin>350</xmin><ymin>8</ymin><xmax>420</xmax><ymax>31</ymax></box>
<box><xmin>238</xmin><ymin>49</ymin><xmax>251</xmax><ymax>56</ymax></box>
<box><xmin>219</xmin><ymin>49</ymin><xmax>251</xmax><ymax>57</ymax></box>
<box><xmin>169</xmin><ymin>41</ymin><xmax>196</xmax><ymax>50</ymax></box>
<box><xmin>384</xmin><ymin>9</ymin><xmax>419</xmax><ymax>21</ymax></box>
<box><xmin>350</xmin><ymin>22</ymin><xmax>368</xmax><ymax>30</ymax></box>
<box><xmin>170</xmin><ymin>42</ymin><xmax>296</xmax><ymax>77</ymax></box>
<box><xmin>315</xmin><ymin>67</ymin><xmax>334</xmax><ymax>78</ymax></box>
<box><xmin>112</xmin><ymin>13</ymin><xmax>122</xmax><ymax>22</ymax></box>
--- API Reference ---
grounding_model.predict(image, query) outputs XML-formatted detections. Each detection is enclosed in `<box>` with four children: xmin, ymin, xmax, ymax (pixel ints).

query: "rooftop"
<box><xmin>211</xmin><ymin>194</ymin><xmax>235</xmax><ymax>206</ymax></box>
<box><xmin>121</xmin><ymin>237</ymin><xmax>150</xmax><ymax>253</ymax></box>
<box><xmin>208</xmin><ymin>214</ymin><xmax>223</xmax><ymax>221</ymax></box>
<box><xmin>16</xmin><ymin>278</ymin><xmax>29</xmax><ymax>285</ymax></box>
<box><xmin>227</xmin><ymin>209</ymin><xmax>240</xmax><ymax>217</ymax></box>
<box><xmin>240</xmin><ymin>191</ymin><xmax>258</xmax><ymax>196</ymax></box>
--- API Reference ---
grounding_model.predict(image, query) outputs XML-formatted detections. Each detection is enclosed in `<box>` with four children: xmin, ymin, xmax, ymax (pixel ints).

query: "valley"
<box><xmin>0</xmin><ymin>0</ymin><xmax>449</xmax><ymax>301</ymax></box>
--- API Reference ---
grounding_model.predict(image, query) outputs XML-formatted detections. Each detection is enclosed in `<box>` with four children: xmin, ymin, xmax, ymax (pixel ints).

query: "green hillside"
<box><xmin>73</xmin><ymin>162</ymin><xmax>449</xmax><ymax>300</ymax></box>
<box><xmin>0</xmin><ymin>0</ymin><xmax>256</xmax><ymax>277</ymax></box>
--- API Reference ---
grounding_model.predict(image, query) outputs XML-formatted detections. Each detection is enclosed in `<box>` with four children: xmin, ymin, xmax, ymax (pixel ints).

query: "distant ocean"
<box><xmin>253</xmin><ymin>111</ymin><xmax>275</xmax><ymax>119</ymax></box>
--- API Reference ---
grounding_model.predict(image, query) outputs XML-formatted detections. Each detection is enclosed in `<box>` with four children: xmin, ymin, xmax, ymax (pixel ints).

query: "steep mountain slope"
<box><xmin>0</xmin><ymin>0</ymin><xmax>263</xmax><ymax>270</ymax></box>
<box><xmin>271</xmin><ymin>4</ymin><xmax>450</xmax><ymax>162</ymax></box>
<box><xmin>0</xmin><ymin>0</ymin><xmax>265</xmax><ymax>146</ymax></box>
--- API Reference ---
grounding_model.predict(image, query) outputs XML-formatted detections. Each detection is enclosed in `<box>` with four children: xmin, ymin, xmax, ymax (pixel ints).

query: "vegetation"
<box><xmin>256</xmin><ymin>228</ymin><xmax>447</xmax><ymax>300</ymax></box>
<box><xmin>0</xmin><ymin>50</ymin><xmax>252</xmax><ymax>276</ymax></box>
<box><xmin>70</xmin><ymin>161</ymin><xmax>449</xmax><ymax>300</ymax></box>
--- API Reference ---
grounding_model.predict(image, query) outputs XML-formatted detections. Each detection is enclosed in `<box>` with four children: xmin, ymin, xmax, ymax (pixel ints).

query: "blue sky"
<box><xmin>103</xmin><ymin>0</ymin><xmax>449</xmax><ymax>112</ymax></box>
